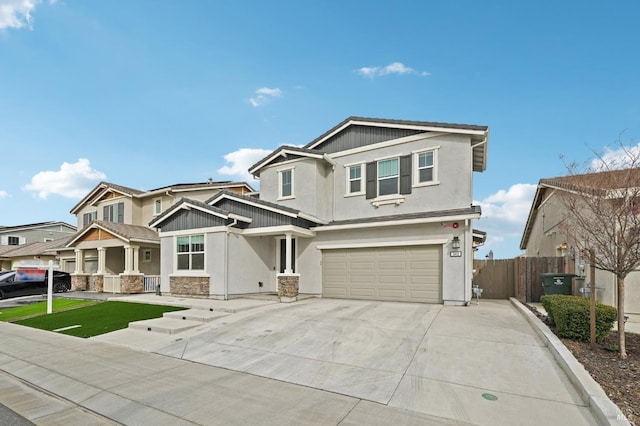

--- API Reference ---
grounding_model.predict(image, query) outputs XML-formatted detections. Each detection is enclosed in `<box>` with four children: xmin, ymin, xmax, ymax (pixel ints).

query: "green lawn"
<box><xmin>14</xmin><ymin>301</ymin><xmax>187</xmax><ymax>338</ymax></box>
<box><xmin>0</xmin><ymin>299</ymin><xmax>97</xmax><ymax>321</ymax></box>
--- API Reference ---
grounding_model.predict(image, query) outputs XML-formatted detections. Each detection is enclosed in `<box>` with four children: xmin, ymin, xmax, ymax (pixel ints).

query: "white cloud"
<box><xmin>589</xmin><ymin>142</ymin><xmax>640</xmax><ymax>171</ymax></box>
<box><xmin>249</xmin><ymin>87</ymin><xmax>282</xmax><ymax>107</ymax></box>
<box><xmin>217</xmin><ymin>148</ymin><xmax>272</xmax><ymax>183</ymax></box>
<box><xmin>0</xmin><ymin>190</ymin><xmax>8</xmax><ymax>198</ymax></box>
<box><xmin>474</xmin><ymin>183</ymin><xmax>538</xmax><ymax>255</ymax></box>
<box><xmin>23</xmin><ymin>158</ymin><xmax>107</xmax><ymax>199</ymax></box>
<box><xmin>0</xmin><ymin>0</ymin><xmax>40</xmax><ymax>30</ymax></box>
<box><xmin>356</xmin><ymin>62</ymin><xmax>430</xmax><ymax>79</ymax></box>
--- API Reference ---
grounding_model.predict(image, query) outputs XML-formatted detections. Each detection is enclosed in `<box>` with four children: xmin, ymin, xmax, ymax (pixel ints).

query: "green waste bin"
<box><xmin>540</xmin><ymin>273</ymin><xmax>577</xmax><ymax>296</ymax></box>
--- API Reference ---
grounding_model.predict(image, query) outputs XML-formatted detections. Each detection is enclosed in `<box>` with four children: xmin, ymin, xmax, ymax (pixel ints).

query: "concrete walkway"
<box><xmin>0</xmin><ymin>296</ymin><xmax>629</xmax><ymax>425</ymax></box>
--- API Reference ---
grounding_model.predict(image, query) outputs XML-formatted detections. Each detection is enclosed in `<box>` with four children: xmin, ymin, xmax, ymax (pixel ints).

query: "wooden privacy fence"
<box><xmin>473</xmin><ymin>257</ymin><xmax>567</xmax><ymax>302</ymax></box>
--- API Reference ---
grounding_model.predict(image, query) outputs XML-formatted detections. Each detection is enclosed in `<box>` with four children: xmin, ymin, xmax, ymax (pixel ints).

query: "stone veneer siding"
<box><xmin>89</xmin><ymin>275</ymin><xmax>104</xmax><ymax>292</ymax></box>
<box><xmin>120</xmin><ymin>274</ymin><xmax>144</xmax><ymax>294</ymax></box>
<box><xmin>71</xmin><ymin>274</ymin><xmax>89</xmax><ymax>291</ymax></box>
<box><xmin>277</xmin><ymin>274</ymin><xmax>299</xmax><ymax>298</ymax></box>
<box><xmin>170</xmin><ymin>276</ymin><xmax>210</xmax><ymax>296</ymax></box>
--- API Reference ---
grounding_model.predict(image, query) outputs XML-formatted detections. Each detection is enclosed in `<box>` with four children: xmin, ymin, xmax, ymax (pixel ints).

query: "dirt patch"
<box><xmin>561</xmin><ymin>332</ymin><xmax>639</xmax><ymax>425</ymax></box>
<box><xmin>528</xmin><ymin>305</ymin><xmax>639</xmax><ymax>424</ymax></box>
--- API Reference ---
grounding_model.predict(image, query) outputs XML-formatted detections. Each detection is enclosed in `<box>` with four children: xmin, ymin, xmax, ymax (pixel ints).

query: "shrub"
<box><xmin>541</xmin><ymin>295</ymin><xmax>617</xmax><ymax>342</ymax></box>
<box><xmin>540</xmin><ymin>294</ymin><xmax>577</xmax><ymax>326</ymax></box>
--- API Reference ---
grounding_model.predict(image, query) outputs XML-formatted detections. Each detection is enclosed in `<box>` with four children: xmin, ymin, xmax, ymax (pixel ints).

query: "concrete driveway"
<box><xmin>155</xmin><ymin>298</ymin><xmax>597</xmax><ymax>425</ymax></box>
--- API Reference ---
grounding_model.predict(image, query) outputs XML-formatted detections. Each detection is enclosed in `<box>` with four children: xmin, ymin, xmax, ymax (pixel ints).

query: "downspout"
<box><xmin>165</xmin><ymin>191</ymin><xmax>175</xmax><ymax>207</ymax></box>
<box><xmin>465</xmin><ymin>219</ymin><xmax>470</xmax><ymax>304</ymax></box>
<box><xmin>224</xmin><ymin>218</ymin><xmax>238</xmax><ymax>301</ymax></box>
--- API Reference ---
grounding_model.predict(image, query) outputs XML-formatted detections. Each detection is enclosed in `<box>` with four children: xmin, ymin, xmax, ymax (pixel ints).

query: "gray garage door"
<box><xmin>322</xmin><ymin>245</ymin><xmax>442</xmax><ymax>303</ymax></box>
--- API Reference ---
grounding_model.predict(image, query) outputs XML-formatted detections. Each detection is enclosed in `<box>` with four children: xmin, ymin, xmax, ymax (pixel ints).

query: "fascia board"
<box><xmin>211</xmin><ymin>193</ymin><xmax>298</xmax><ymax>219</ymax></box>
<box><xmin>313</xmin><ymin>213</ymin><xmax>481</xmax><ymax>232</ymax></box>
<box><xmin>241</xmin><ymin>225</ymin><xmax>315</xmax><ymax>237</ymax></box>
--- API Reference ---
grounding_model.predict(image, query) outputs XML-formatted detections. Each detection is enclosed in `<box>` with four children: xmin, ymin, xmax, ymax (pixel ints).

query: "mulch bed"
<box><xmin>528</xmin><ymin>305</ymin><xmax>639</xmax><ymax>425</ymax></box>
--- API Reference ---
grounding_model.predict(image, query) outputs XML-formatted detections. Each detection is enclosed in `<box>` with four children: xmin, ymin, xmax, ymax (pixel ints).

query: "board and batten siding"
<box><xmin>313</xmin><ymin>125</ymin><xmax>423</xmax><ymax>153</ymax></box>
<box><xmin>158</xmin><ymin>209</ymin><xmax>228</xmax><ymax>232</ymax></box>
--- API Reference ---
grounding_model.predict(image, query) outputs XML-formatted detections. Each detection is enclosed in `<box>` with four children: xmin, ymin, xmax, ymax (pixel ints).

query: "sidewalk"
<box><xmin>0</xmin><ymin>295</ymin><xmax>629</xmax><ymax>425</ymax></box>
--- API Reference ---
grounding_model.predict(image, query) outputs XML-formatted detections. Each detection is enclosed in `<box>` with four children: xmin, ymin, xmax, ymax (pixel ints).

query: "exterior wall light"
<box><xmin>452</xmin><ymin>236</ymin><xmax>461</xmax><ymax>250</ymax></box>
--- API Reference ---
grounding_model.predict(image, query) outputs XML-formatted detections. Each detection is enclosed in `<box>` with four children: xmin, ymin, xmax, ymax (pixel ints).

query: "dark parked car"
<box><xmin>0</xmin><ymin>270</ymin><xmax>71</xmax><ymax>299</ymax></box>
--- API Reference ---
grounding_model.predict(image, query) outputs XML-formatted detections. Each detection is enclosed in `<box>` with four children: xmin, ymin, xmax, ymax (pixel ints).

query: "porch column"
<box><xmin>124</xmin><ymin>245</ymin><xmax>133</xmax><ymax>273</ymax></box>
<box><xmin>131</xmin><ymin>245</ymin><xmax>140</xmax><ymax>273</ymax></box>
<box><xmin>96</xmin><ymin>247</ymin><xmax>106</xmax><ymax>274</ymax></box>
<box><xmin>285</xmin><ymin>233</ymin><xmax>293</xmax><ymax>274</ymax></box>
<box><xmin>74</xmin><ymin>249</ymin><xmax>84</xmax><ymax>273</ymax></box>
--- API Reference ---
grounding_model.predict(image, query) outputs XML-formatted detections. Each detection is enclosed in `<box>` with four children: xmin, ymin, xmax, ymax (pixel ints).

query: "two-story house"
<box><xmin>62</xmin><ymin>180</ymin><xmax>254</xmax><ymax>293</ymax></box>
<box><xmin>150</xmin><ymin>117</ymin><xmax>489</xmax><ymax>305</ymax></box>
<box><xmin>0</xmin><ymin>222</ymin><xmax>76</xmax><ymax>247</ymax></box>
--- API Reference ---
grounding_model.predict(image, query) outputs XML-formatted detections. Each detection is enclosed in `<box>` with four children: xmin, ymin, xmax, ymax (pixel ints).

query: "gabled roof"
<box><xmin>0</xmin><ymin>237</ymin><xmax>72</xmax><ymax>258</ymax></box>
<box><xmin>148</xmin><ymin>197</ymin><xmax>251</xmax><ymax>229</ymax></box>
<box><xmin>67</xmin><ymin>221</ymin><xmax>160</xmax><ymax>247</ymax></box>
<box><xmin>0</xmin><ymin>221</ymin><xmax>76</xmax><ymax>234</ymax></box>
<box><xmin>519</xmin><ymin>168</ymin><xmax>640</xmax><ymax>250</ymax></box>
<box><xmin>70</xmin><ymin>181</ymin><xmax>256</xmax><ymax>215</ymax></box>
<box><xmin>248</xmin><ymin>146</ymin><xmax>328</xmax><ymax>177</ymax></box>
<box><xmin>249</xmin><ymin>116</ymin><xmax>489</xmax><ymax>176</ymax></box>
<box><xmin>207</xmin><ymin>190</ymin><xmax>325</xmax><ymax>224</ymax></box>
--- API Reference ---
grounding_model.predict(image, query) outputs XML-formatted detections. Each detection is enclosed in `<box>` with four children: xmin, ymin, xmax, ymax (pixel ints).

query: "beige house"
<box><xmin>62</xmin><ymin>181</ymin><xmax>254</xmax><ymax>293</ymax></box>
<box><xmin>0</xmin><ymin>237</ymin><xmax>71</xmax><ymax>271</ymax></box>
<box><xmin>520</xmin><ymin>172</ymin><xmax>640</xmax><ymax>314</ymax></box>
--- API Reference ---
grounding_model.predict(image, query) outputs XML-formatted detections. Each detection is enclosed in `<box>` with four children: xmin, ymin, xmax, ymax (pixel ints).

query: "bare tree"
<box><xmin>557</xmin><ymin>140</ymin><xmax>640</xmax><ymax>359</ymax></box>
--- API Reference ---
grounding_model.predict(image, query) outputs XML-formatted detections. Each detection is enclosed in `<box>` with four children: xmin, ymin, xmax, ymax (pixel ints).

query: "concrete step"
<box><xmin>164</xmin><ymin>309</ymin><xmax>229</xmax><ymax>323</ymax></box>
<box><xmin>128</xmin><ymin>317</ymin><xmax>201</xmax><ymax>334</ymax></box>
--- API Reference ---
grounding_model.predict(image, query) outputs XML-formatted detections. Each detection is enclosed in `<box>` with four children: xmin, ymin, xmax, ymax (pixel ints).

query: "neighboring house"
<box><xmin>0</xmin><ymin>222</ymin><xmax>76</xmax><ymax>247</ymax></box>
<box><xmin>0</xmin><ymin>237</ymin><xmax>72</xmax><ymax>270</ymax></box>
<box><xmin>520</xmin><ymin>172</ymin><xmax>640</xmax><ymax>314</ymax></box>
<box><xmin>151</xmin><ymin>117</ymin><xmax>489</xmax><ymax>305</ymax></box>
<box><xmin>62</xmin><ymin>180</ymin><xmax>254</xmax><ymax>293</ymax></box>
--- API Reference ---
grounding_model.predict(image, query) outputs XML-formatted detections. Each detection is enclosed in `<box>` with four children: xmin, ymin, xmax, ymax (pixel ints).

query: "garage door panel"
<box><xmin>322</xmin><ymin>245</ymin><xmax>442</xmax><ymax>303</ymax></box>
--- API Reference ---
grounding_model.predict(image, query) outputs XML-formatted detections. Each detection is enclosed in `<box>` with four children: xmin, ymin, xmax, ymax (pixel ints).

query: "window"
<box><xmin>103</xmin><ymin>202</ymin><xmax>124</xmax><ymax>223</ymax></box>
<box><xmin>414</xmin><ymin>148</ymin><xmax>438</xmax><ymax>186</ymax></box>
<box><xmin>366</xmin><ymin>155</ymin><xmax>412</xmax><ymax>200</ymax></box>
<box><xmin>278</xmin><ymin>168</ymin><xmax>294</xmax><ymax>199</ymax></box>
<box><xmin>143</xmin><ymin>249</ymin><xmax>152</xmax><ymax>262</ymax></box>
<box><xmin>346</xmin><ymin>164</ymin><xmax>364</xmax><ymax>195</ymax></box>
<box><xmin>378</xmin><ymin>158</ymin><xmax>399</xmax><ymax>196</ymax></box>
<box><xmin>177</xmin><ymin>234</ymin><xmax>204</xmax><ymax>270</ymax></box>
<box><xmin>154</xmin><ymin>199</ymin><xmax>162</xmax><ymax>215</ymax></box>
<box><xmin>8</xmin><ymin>236</ymin><xmax>20</xmax><ymax>246</ymax></box>
<box><xmin>83</xmin><ymin>211</ymin><xmax>97</xmax><ymax>227</ymax></box>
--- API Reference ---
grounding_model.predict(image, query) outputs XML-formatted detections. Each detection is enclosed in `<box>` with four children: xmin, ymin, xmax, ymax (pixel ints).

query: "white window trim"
<box><xmin>278</xmin><ymin>167</ymin><xmax>295</xmax><ymax>200</ymax></box>
<box><xmin>377</xmin><ymin>157</ymin><xmax>400</xmax><ymax>197</ymax></box>
<box><xmin>175</xmin><ymin>234</ymin><xmax>206</xmax><ymax>273</ymax></box>
<box><xmin>412</xmin><ymin>147</ymin><xmax>440</xmax><ymax>188</ymax></box>
<box><xmin>153</xmin><ymin>198</ymin><xmax>162</xmax><ymax>216</ymax></box>
<box><xmin>344</xmin><ymin>163</ymin><xmax>365</xmax><ymax>197</ymax></box>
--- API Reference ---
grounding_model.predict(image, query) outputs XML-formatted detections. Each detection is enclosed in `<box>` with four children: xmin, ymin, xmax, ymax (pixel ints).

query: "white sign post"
<box><xmin>47</xmin><ymin>260</ymin><xmax>53</xmax><ymax>314</ymax></box>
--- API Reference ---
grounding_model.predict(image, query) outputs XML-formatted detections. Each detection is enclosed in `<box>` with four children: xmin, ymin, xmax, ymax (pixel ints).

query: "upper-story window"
<box><xmin>7</xmin><ymin>236</ymin><xmax>20</xmax><ymax>246</ymax></box>
<box><xmin>346</xmin><ymin>164</ymin><xmax>364</xmax><ymax>196</ymax></box>
<box><xmin>278</xmin><ymin>168</ymin><xmax>294</xmax><ymax>200</ymax></box>
<box><xmin>377</xmin><ymin>158</ymin><xmax>399</xmax><ymax>196</ymax></box>
<box><xmin>176</xmin><ymin>234</ymin><xmax>204</xmax><ymax>270</ymax></box>
<box><xmin>83</xmin><ymin>211</ymin><xmax>97</xmax><ymax>227</ymax></box>
<box><xmin>154</xmin><ymin>198</ymin><xmax>162</xmax><ymax>216</ymax></box>
<box><xmin>366</xmin><ymin>155</ymin><xmax>412</xmax><ymax>201</ymax></box>
<box><xmin>103</xmin><ymin>202</ymin><xmax>124</xmax><ymax>223</ymax></box>
<box><xmin>414</xmin><ymin>148</ymin><xmax>439</xmax><ymax>186</ymax></box>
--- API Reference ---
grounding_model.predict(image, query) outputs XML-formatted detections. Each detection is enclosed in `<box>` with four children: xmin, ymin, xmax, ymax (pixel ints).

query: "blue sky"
<box><xmin>1</xmin><ymin>1</ymin><xmax>639</xmax><ymax>259</ymax></box>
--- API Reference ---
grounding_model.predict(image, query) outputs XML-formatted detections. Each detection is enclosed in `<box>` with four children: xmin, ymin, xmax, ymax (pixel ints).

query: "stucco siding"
<box><xmin>226</xmin><ymin>233</ymin><xmax>274</xmax><ymax>295</ymax></box>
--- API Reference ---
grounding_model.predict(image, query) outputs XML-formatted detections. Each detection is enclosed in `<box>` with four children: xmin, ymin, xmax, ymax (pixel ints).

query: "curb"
<box><xmin>509</xmin><ymin>297</ymin><xmax>630</xmax><ymax>426</ymax></box>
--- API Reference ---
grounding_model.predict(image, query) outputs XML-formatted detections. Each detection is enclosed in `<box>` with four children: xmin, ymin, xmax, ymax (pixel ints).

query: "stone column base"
<box><xmin>120</xmin><ymin>274</ymin><xmax>144</xmax><ymax>294</ymax></box>
<box><xmin>277</xmin><ymin>273</ymin><xmax>300</xmax><ymax>303</ymax></box>
<box><xmin>90</xmin><ymin>274</ymin><xmax>104</xmax><ymax>292</ymax></box>
<box><xmin>71</xmin><ymin>274</ymin><xmax>89</xmax><ymax>291</ymax></box>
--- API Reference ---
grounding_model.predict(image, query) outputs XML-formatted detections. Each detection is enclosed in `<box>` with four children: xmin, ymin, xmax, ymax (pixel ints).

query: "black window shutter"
<box><xmin>117</xmin><ymin>202</ymin><xmax>124</xmax><ymax>223</ymax></box>
<box><xmin>365</xmin><ymin>162</ymin><xmax>377</xmax><ymax>199</ymax></box>
<box><xmin>400</xmin><ymin>155</ymin><xmax>412</xmax><ymax>194</ymax></box>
